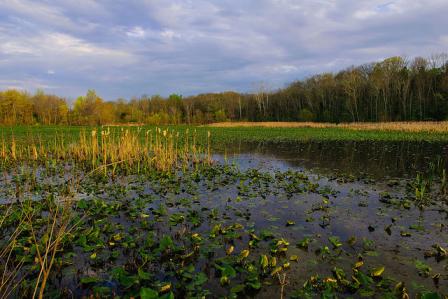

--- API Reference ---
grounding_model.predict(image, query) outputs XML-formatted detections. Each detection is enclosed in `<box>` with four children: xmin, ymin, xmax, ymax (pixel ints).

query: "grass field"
<box><xmin>1</xmin><ymin>123</ymin><xmax>448</xmax><ymax>148</ymax></box>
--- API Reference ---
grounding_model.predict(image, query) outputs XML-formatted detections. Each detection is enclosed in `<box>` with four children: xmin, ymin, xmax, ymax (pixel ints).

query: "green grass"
<box><xmin>1</xmin><ymin>125</ymin><xmax>447</xmax><ymax>147</ymax></box>
<box><xmin>205</xmin><ymin>126</ymin><xmax>448</xmax><ymax>143</ymax></box>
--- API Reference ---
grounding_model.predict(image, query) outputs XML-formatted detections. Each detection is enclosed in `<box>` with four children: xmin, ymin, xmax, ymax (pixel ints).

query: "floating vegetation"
<box><xmin>0</xmin><ymin>127</ymin><xmax>447</xmax><ymax>298</ymax></box>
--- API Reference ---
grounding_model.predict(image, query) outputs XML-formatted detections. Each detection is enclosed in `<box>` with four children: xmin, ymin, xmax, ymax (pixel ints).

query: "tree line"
<box><xmin>1</xmin><ymin>54</ymin><xmax>447</xmax><ymax>125</ymax></box>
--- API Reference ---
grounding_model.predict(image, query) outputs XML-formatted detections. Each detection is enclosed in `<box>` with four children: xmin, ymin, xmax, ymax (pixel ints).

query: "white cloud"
<box><xmin>0</xmin><ymin>78</ymin><xmax>59</xmax><ymax>91</ymax></box>
<box><xmin>160</xmin><ymin>29</ymin><xmax>181</xmax><ymax>40</ymax></box>
<box><xmin>126</xmin><ymin>26</ymin><xmax>146</xmax><ymax>38</ymax></box>
<box><xmin>267</xmin><ymin>64</ymin><xmax>299</xmax><ymax>74</ymax></box>
<box><xmin>353</xmin><ymin>9</ymin><xmax>378</xmax><ymax>19</ymax></box>
<box><xmin>0</xmin><ymin>41</ymin><xmax>35</xmax><ymax>55</ymax></box>
<box><xmin>0</xmin><ymin>31</ymin><xmax>134</xmax><ymax>63</ymax></box>
<box><xmin>0</xmin><ymin>0</ymin><xmax>83</xmax><ymax>32</ymax></box>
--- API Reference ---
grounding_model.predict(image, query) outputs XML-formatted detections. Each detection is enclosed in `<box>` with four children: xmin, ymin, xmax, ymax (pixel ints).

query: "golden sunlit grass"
<box><xmin>0</xmin><ymin>206</ymin><xmax>26</xmax><ymax>299</ymax></box>
<box><xmin>208</xmin><ymin>121</ymin><xmax>448</xmax><ymax>132</ymax></box>
<box><xmin>0</xmin><ymin>191</ymin><xmax>83</xmax><ymax>299</ymax></box>
<box><xmin>26</xmin><ymin>200</ymin><xmax>74</xmax><ymax>299</ymax></box>
<box><xmin>0</xmin><ymin>127</ymin><xmax>212</xmax><ymax>173</ymax></box>
<box><xmin>101</xmin><ymin>123</ymin><xmax>145</xmax><ymax>127</ymax></box>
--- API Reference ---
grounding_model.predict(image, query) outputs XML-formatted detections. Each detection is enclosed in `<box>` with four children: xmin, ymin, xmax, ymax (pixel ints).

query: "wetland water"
<box><xmin>214</xmin><ymin>140</ymin><xmax>448</xmax><ymax>179</ymax></box>
<box><xmin>210</xmin><ymin>141</ymin><xmax>448</xmax><ymax>297</ymax></box>
<box><xmin>1</xmin><ymin>140</ymin><xmax>447</xmax><ymax>298</ymax></box>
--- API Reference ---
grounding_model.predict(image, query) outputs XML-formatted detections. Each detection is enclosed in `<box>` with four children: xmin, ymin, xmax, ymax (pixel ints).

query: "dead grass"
<box><xmin>208</xmin><ymin>121</ymin><xmax>448</xmax><ymax>133</ymax></box>
<box><xmin>102</xmin><ymin>123</ymin><xmax>145</xmax><ymax>127</ymax></box>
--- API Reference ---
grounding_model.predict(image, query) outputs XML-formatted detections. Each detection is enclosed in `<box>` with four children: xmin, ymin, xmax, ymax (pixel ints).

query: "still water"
<box><xmin>214</xmin><ymin>141</ymin><xmax>448</xmax><ymax>179</ymax></box>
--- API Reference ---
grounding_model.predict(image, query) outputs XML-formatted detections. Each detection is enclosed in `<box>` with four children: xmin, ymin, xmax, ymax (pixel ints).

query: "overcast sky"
<box><xmin>0</xmin><ymin>0</ymin><xmax>447</xmax><ymax>100</ymax></box>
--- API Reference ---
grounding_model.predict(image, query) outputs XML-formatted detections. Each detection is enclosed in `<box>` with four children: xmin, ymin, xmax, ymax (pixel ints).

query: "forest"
<box><xmin>1</xmin><ymin>54</ymin><xmax>447</xmax><ymax>125</ymax></box>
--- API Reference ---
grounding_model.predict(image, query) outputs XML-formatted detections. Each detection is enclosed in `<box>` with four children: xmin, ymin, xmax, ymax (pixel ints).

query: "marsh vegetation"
<box><xmin>0</xmin><ymin>125</ymin><xmax>446</xmax><ymax>298</ymax></box>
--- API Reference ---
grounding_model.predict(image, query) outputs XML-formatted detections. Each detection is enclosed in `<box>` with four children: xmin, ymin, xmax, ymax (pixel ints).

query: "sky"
<box><xmin>0</xmin><ymin>0</ymin><xmax>447</xmax><ymax>100</ymax></box>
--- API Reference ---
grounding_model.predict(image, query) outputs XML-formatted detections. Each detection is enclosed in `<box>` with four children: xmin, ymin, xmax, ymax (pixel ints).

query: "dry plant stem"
<box><xmin>16</xmin><ymin>196</ymin><xmax>86</xmax><ymax>299</ymax></box>
<box><xmin>0</xmin><ymin>209</ymin><xmax>27</xmax><ymax>298</ymax></box>
<box><xmin>0</xmin><ymin>240</ymin><xmax>23</xmax><ymax>296</ymax></box>
<box><xmin>277</xmin><ymin>273</ymin><xmax>288</xmax><ymax>299</ymax></box>
<box><xmin>0</xmin><ymin>264</ymin><xmax>25</xmax><ymax>299</ymax></box>
<box><xmin>24</xmin><ymin>200</ymin><xmax>73</xmax><ymax>299</ymax></box>
<box><xmin>0</xmin><ymin>204</ymin><xmax>12</xmax><ymax>228</ymax></box>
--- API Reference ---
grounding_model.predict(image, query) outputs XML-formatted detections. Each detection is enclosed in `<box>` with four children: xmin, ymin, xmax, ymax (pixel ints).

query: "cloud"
<box><xmin>160</xmin><ymin>29</ymin><xmax>181</xmax><ymax>40</ymax></box>
<box><xmin>0</xmin><ymin>31</ymin><xmax>134</xmax><ymax>67</ymax></box>
<box><xmin>127</xmin><ymin>26</ymin><xmax>146</xmax><ymax>39</ymax></box>
<box><xmin>0</xmin><ymin>0</ymin><xmax>447</xmax><ymax>99</ymax></box>
<box><xmin>0</xmin><ymin>78</ymin><xmax>60</xmax><ymax>91</ymax></box>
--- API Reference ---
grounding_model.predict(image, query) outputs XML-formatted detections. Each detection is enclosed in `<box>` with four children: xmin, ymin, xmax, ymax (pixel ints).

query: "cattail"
<box><xmin>32</xmin><ymin>145</ymin><xmax>38</xmax><ymax>160</ymax></box>
<box><xmin>11</xmin><ymin>139</ymin><xmax>16</xmax><ymax>160</ymax></box>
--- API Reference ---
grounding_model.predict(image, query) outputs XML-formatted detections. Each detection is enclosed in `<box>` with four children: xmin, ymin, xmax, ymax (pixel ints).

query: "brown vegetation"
<box><xmin>208</xmin><ymin>121</ymin><xmax>448</xmax><ymax>132</ymax></box>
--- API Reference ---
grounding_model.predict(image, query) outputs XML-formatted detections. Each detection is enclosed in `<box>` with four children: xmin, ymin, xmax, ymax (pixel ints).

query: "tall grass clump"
<box><xmin>0</xmin><ymin>197</ymin><xmax>79</xmax><ymax>299</ymax></box>
<box><xmin>411</xmin><ymin>156</ymin><xmax>448</xmax><ymax>208</ymax></box>
<box><xmin>0</xmin><ymin>126</ymin><xmax>212</xmax><ymax>174</ymax></box>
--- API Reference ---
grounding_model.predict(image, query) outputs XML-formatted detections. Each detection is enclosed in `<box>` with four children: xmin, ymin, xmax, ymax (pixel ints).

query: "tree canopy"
<box><xmin>1</xmin><ymin>54</ymin><xmax>447</xmax><ymax>125</ymax></box>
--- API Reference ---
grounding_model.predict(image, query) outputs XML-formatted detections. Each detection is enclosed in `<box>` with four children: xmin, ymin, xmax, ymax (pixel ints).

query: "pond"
<box><xmin>210</xmin><ymin>141</ymin><xmax>448</xmax><ymax>297</ymax></box>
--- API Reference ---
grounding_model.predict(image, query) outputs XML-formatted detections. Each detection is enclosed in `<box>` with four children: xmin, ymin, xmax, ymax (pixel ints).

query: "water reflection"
<box><xmin>214</xmin><ymin>141</ymin><xmax>448</xmax><ymax>179</ymax></box>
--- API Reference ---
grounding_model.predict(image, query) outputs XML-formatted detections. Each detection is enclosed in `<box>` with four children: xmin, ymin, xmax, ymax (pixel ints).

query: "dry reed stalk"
<box><xmin>25</xmin><ymin>199</ymin><xmax>76</xmax><ymax>299</ymax></box>
<box><xmin>1</xmin><ymin>138</ymin><xmax>6</xmax><ymax>161</ymax></box>
<box><xmin>0</xmin><ymin>208</ymin><xmax>27</xmax><ymax>299</ymax></box>
<box><xmin>10</xmin><ymin>139</ymin><xmax>16</xmax><ymax>160</ymax></box>
<box><xmin>207</xmin><ymin>131</ymin><xmax>211</xmax><ymax>165</ymax></box>
<box><xmin>277</xmin><ymin>272</ymin><xmax>288</xmax><ymax>299</ymax></box>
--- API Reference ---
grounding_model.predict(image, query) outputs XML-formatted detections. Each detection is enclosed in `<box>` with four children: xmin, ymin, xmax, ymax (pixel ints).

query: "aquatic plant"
<box><xmin>414</xmin><ymin>172</ymin><xmax>429</xmax><ymax>207</ymax></box>
<box><xmin>412</xmin><ymin>156</ymin><xmax>448</xmax><ymax>208</ymax></box>
<box><xmin>0</xmin><ymin>127</ymin><xmax>212</xmax><ymax>174</ymax></box>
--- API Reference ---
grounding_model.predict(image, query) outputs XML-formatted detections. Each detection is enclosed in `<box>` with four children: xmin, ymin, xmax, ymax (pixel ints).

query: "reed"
<box><xmin>0</xmin><ymin>126</ymin><xmax>212</xmax><ymax>173</ymax></box>
<box><xmin>0</xmin><ymin>197</ymin><xmax>80</xmax><ymax>299</ymax></box>
<box><xmin>0</xmin><ymin>206</ymin><xmax>26</xmax><ymax>299</ymax></box>
<box><xmin>26</xmin><ymin>200</ymin><xmax>71</xmax><ymax>299</ymax></box>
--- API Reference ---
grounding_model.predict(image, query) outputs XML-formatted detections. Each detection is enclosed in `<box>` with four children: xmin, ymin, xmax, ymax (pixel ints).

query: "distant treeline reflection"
<box><xmin>219</xmin><ymin>141</ymin><xmax>448</xmax><ymax>179</ymax></box>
